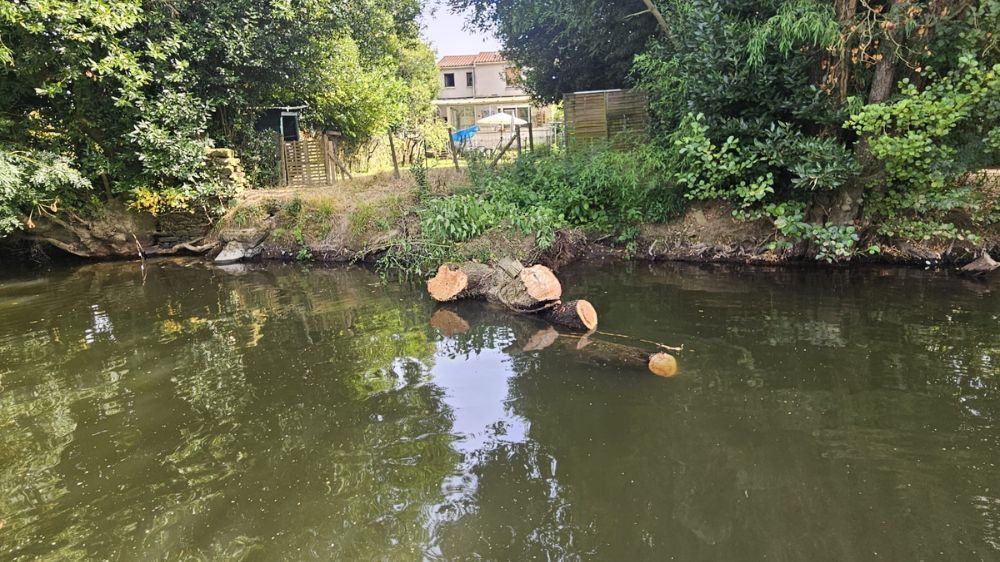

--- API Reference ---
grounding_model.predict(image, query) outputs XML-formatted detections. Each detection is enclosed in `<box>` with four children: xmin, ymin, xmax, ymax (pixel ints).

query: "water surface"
<box><xmin>1</xmin><ymin>260</ymin><xmax>998</xmax><ymax>560</ymax></box>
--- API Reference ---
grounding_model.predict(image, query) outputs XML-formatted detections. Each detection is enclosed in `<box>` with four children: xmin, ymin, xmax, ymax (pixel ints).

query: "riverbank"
<box><xmin>3</xmin><ymin>167</ymin><xmax>998</xmax><ymax>272</ymax></box>
<box><xmin>205</xmin><ymin>168</ymin><xmax>999</xmax><ymax>271</ymax></box>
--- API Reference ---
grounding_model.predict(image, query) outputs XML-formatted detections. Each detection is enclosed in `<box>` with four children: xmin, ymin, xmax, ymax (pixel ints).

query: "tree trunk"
<box><xmin>569</xmin><ymin>332</ymin><xmax>678</xmax><ymax>378</ymax></box>
<box><xmin>427</xmin><ymin>258</ymin><xmax>562</xmax><ymax>310</ymax></box>
<box><xmin>426</xmin><ymin>259</ymin><xmax>596</xmax><ymax>330</ymax></box>
<box><xmin>487</xmin><ymin>258</ymin><xmax>562</xmax><ymax>311</ymax></box>
<box><xmin>811</xmin><ymin>1</ymin><xmax>901</xmax><ymax>228</ymax></box>
<box><xmin>540</xmin><ymin>299</ymin><xmax>598</xmax><ymax>331</ymax></box>
<box><xmin>430</xmin><ymin>305</ymin><xmax>677</xmax><ymax>378</ymax></box>
<box><xmin>388</xmin><ymin>132</ymin><xmax>400</xmax><ymax>179</ymax></box>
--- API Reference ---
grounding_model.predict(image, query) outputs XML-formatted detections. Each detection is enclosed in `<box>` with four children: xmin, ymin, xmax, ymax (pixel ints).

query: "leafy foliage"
<box><xmin>448</xmin><ymin>0</ymin><xmax>658</xmax><ymax>101</ymax></box>
<box><xmin>457</xmin><ymin>0</ymin><xmax>999</xmax><ymax>262</ymax></box>
<box><xmin>0</xmin><ymin>0</ymin><xmax>435</xmax><ymax>232</ymax></box>
<box><xmin>0</xmin><ymin>150</ymin><xmax>91</xmax><ymax>234</ymax></box>
<box><xmin>479</xmin><ymin>146</ymin><xmax>687</xmax><ymax>230</ymax></box>
<box><xmin>847</xmin><ymin>56</ymin><xmax>1000</xmax><ymax>242</ymax></box>
<box><xmin>746</xmin><ymin>0</ymin><xmax>840</xmax><ymax>67</ymax></box>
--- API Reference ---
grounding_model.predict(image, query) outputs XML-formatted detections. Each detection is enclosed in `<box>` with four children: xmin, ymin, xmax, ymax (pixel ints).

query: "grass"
<box><xmin>349</xmin><ymin>204</ymin><xmax>377</xmax><ymax>239</ymax></box>
<box><xmin>218</xmin><ymin>166</ymin><xmax>471</xmax><ymax>257</ymax></box>
<box><xmin>231</xmin><ymin>203</ymin><xmax>267</xmax><ymax>227</ymax></box>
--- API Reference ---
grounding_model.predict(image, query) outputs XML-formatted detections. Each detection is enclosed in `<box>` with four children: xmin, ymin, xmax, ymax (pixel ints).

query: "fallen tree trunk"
<box><xmin>539</xmin><ymin>299</ymin><xmax>598</xmax><ymax>332</ymax></box>
<box><xmin>428</xmin><ymin>258</ymin><xmax>562</xmax><ymax>310</ymax></box>
<box><xmin>427</xmin><ymin>259</ymin><xmax>597</xmax><ymax>330</ymax></box>
<box><xmin>568</xmin><ymin>332</ymin><xmax>678</xmax><ymax>378</ymax></box>
<box><xmin>430</xmin><ymin>304</ymin><xmax>677</xmax><ymax>378</ymax></box>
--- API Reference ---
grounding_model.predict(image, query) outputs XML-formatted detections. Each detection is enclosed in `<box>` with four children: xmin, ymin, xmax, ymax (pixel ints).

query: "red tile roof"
<box><xmin>438</xmin><ymin>51</ymin><xmax>506</xmax><ymax>68</ymax></box>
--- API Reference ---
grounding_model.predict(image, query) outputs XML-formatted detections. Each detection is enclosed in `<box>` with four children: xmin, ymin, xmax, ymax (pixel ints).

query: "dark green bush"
<box><xmin>473</xmin><ymin>145</ymin><xmax>688</xmax><ymax>233</ymax></box>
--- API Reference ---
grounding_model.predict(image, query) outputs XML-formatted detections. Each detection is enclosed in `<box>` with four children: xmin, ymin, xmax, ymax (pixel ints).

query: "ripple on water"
<box><xmin>0</xmin><ymin>261</ymin><xmax>998</xmax><ymax>560</ymax></box>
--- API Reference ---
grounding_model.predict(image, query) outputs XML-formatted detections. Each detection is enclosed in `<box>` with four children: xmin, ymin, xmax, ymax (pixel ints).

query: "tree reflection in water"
<box><xmin>0</xmin><ymin>260</ymin><xmax>997</xmax><ymax>560</ymax></box>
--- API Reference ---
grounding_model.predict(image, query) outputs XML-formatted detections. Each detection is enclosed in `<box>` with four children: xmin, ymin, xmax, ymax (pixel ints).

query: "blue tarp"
<box><xmin>451</xmin><ymin>125</ymin><xmax>478</xmax><ymax>143</ymax></box>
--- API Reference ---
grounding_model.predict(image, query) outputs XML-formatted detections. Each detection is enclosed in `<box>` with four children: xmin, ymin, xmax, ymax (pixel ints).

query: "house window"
<box><xmin>502</xmin><ymin>107</ymin><xmax>530</xmax><ymax>123</ymax></box>
<box><xmin>443</xmin><ymin>73</ymin><xmax>455</xmax><ymax>88</ymax></box>
<box><xmin>504</xmin><ymin>67</ymin><xmax>521</xmax><ymax>86</ymax></box>
<box><xmin>466</xmin><ymin>72</ymin><xmax>474</xmax><ymax>87</ymax></box>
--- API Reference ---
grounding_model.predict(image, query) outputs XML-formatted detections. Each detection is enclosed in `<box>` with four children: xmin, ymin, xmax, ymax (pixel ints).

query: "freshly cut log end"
<box><xmin>648</xmin><ymin>353</ymin><xmax>678</xmax><ymax>378</ymax></box>
<box><xmin>428</xmin><ymin>262</ymin><xmax>496</xmax><ymax>302</ymax></box>
<box><xmin>519</xmin><ymin>265</ymin><xmax>562</xmax><ymax>302</ymax></box>
<box><xmin>542</xmin><ymin>299</ymin><xmax>598</xmax><ymax>331</ymax></box>
<box><xmin>427</xmin><ymin>265</ymin><xmax>468</xmax><ymax>301</ymax></box>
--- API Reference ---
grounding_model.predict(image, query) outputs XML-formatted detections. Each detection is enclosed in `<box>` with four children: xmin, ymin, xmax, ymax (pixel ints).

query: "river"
<box><xmin>0</xmin><ymin>260</ymin><xmax>997</xmax><ymax>560</ymax></box>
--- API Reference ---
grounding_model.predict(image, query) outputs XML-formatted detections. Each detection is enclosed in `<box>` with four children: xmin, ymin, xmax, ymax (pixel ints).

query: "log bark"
<box><xmin>487</xmin><ymin>258</ymin><xmax>562</xmax><ymax>311</ymax></box>
<box><xmin>540</xmin><ymin>299</ymin><xmax>598</xmax><ymax>331</ymax></box>
<box><xmin>430</xmin><ymin>304</ymin><xmax>677</xmax><ymax>378</ymax></box>
<box><xmin>426</xmin><ymin>259</ymin><xmax>597</xmax><ymax>330</ymax></box>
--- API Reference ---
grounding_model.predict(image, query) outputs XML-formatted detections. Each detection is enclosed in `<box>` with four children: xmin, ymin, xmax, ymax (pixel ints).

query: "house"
<box><xmin>434</xmin><ymin>52</ymin><xmax>554</xmax><ymax>138</ymax></box>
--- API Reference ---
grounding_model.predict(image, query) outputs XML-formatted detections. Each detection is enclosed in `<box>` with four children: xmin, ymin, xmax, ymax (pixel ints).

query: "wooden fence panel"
<box><xmin>565</xmin><ymin>92</ymin><xmax>608</xmax><ymax>148</ymax></box>
<box><xmin>282</xmin><ymin>137</ymin><xmax>331</xmax><ymax>187</ymax></box>
<box><xmin>606</xmin><ymin>90</ymin><xmax>649</xmax><ymax>147</ymax></box>
<box><xmin>564</xmin><ymin>89</ymin><xmax>648</xmax><ymax>150</ymax></box>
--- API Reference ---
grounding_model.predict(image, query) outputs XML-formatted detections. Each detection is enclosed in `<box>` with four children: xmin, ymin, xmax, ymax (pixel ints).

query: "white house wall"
<box><xmin>472</xmin><ymin>62</ymin><xmax>522</xmax><ymax>98</ymax></box>
<box><xmin>438</xmin><ymin>62</ymin><xmax>525</xmax><ymax>100</ymax></box>
<box><xmin>438</xmin><ymin>65</ymin><xmax>475</xmax><ymax>99</ymax></box>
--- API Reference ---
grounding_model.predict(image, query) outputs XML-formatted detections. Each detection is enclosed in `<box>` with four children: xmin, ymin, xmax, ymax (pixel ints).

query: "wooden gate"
<box><xmin>280</xmin><ymin>136</ymin><xmax>331</xmax><ymax>187</ymax></box>
<box><xmin>564</xmin><ymin>89</ymin><xmax>649</xmax><ymax>150</ymax></box>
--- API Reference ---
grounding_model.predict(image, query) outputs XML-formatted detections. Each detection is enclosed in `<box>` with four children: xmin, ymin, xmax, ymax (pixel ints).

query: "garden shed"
<box><xmin>255</xmin><ymin>104</ymin><xmax>307</xmax><ymax>142</ymax></box>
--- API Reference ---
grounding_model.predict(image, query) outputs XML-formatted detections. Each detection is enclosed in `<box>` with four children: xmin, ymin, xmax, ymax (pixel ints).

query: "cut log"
<box><xmin>428</xmin><ymin>259</ymin><xmax>563</xmax><ymax>308</ymax></box>
<box><xmin>540</xmin><ymin>299</ymin><xmax>598</xmax><ymax>331</ymax></box>
<box><xmin>959</xmin><ymin>252</ymin><xmax>999</xmax><ymax>276</ymax></box>
<box><xmin>485</xmin><ymin>258</ymin><xmax>562</xmax><ymax>311</ymax></box>
<box><xmin>426</xmin><ymin>262</ymin><xmax>495</xmax><ymax>301</ymax></box>
<box><xmin>431</xmin><ymin>303</ymin><xmax>678</xmax><ymax>378</ymax></box>
<box><xmin>427</xmin><ymin>260</ymin><xmax>597</xmax><ymax>330</ymax></box>
<box><xmin>574</xmin><ymin>334</ymin><xmax>678</xmax><ymax>378</ymax></box>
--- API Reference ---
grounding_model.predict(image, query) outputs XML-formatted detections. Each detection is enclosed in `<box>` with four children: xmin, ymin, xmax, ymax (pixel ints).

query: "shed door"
<box><xmin>281</xmin><ymin>113</ymin><xmax>300</xmax><ymax>142</ymax></box>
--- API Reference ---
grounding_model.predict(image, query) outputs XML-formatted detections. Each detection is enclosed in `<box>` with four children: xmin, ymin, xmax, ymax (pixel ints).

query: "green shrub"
<box><xmin>847</xmin><ymin>56</ymin><xmax>1000</xmax><ymax>243</ymax></box>
<box><xmin>410</xmin><ymin>154</ymin><xmax>429</xmax><ymax>200</ymax></box>
<box><xmin>0</xmin><ymin>150</ymin><xmax>91</xmax><ymax>234</ymax></box>
<box><xmin>472</xmin><ymin>145</ymin><xmax>687</xmax><ymax>232</ymax></box>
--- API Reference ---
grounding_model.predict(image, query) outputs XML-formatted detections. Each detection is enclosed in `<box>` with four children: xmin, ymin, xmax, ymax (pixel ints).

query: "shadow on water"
<box><xmin>0</xmin><ymin>259</ymin><xmax>998</xmax><ymax>560</ymax></box>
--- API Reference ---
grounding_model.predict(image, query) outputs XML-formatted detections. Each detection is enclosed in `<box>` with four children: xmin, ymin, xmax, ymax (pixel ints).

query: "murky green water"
<box><xmin>1</xmin><ymin>260</ymin><xmax>998</xmax><ymax>560</ymax></box>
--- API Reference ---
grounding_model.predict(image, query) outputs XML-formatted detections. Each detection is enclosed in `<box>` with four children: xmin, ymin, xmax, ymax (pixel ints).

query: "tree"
<box><xmin>0</xmin><ymin>0</ymin><xmax>435</xmax><ymax>233</ymax></box>
<box><xmin>449</xmin><ymin>0</ymin><xmax>659</xmax><ymax>101</ymax></box>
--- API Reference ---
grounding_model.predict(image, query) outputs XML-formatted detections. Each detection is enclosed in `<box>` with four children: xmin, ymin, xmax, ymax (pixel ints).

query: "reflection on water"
<box><xmin>0</xmin><ymin>259</ymin><xmax>998</xmax><ymax>560</ymax></box>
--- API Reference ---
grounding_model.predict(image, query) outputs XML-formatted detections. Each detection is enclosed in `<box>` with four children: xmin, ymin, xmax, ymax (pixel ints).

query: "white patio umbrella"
<box><xmin>477</xmin><ymin>112</ymin><xmax>528</xmax><ymax>145</ymax></box>
<box><xmin>477</xmin><ymin>112</ymin><xmax>528</xmax><ymax>127</ymax></box>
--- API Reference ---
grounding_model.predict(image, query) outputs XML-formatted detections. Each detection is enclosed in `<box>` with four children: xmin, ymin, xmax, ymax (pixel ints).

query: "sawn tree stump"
<box><xmin>427</xmin><ymin>259</ymin><xmax>597</xmax><ymax>331</ymax></box>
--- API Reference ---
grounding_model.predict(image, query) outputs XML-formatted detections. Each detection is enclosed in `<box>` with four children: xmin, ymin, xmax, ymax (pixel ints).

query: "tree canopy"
<box><xmin>449</xmin><ymin>0</ymin><xmax>658</xmax><ymax>102</ymax></box>
<box><xmin>0</xmin><ymin>0</ymin><xmax>438</xmax><ymax>229</ymax></box>
<box><xmin>454</xmin><ymin>0</ymin><xmax>1000</xmax><ymax>259</ymax></box>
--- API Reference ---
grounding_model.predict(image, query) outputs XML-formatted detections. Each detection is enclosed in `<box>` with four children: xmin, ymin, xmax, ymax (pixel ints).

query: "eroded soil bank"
<box><xmin>3</xmin><ymin>168</ymin><xmax>998</xmax><ymax>273</ymax></box>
